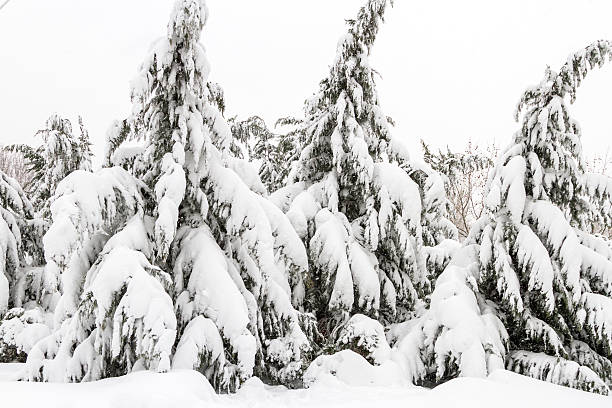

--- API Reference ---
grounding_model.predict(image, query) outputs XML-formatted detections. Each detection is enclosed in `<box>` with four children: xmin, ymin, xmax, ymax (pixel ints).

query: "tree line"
<box><xmin>0</xmin><ymin>0</ymin><xmax>611</xmax><ymax>395</ymax></box>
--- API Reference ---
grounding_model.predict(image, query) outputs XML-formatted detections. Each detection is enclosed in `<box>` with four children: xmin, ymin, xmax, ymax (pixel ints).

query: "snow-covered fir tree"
<box><xmin>250</xmin><ymin>117</ymin><xmax>280</xmax><ymax>192</ymax></box>
<box><xmin>227</xmin><ymin>116</ymin><xmax>256</xmax><ymax>160</ymax></box>
<box><xmin>24</xmin><ymin>0</ymin><xmax>314</xmax><ymax>391</ymax></box>
<box><xmin>5</xmin><ymin>114</ymin><xmax>92</xmax><ymax>217</ymax></box>
<box><xmin>273</xmin><ymin>116</ymin><xmax>305</xmax><ymax>190</ymax></box>
<box><xmin>226</xmin><ymin>115</ymin><xmax>302</xmax><ymax>193</ymax></box>
<box><xmin>229</xmin><ymin>116</ymin><xmax>278</xmax><ymax>191</ymax></box>
<box><xmin>396</xmin><ymin>40</ymin><xmax>612</xmax><ymax>395</ymax></box>
<box><xmin>0</xmin><ymin>114</ymin><xmax>93</xmax><ymax>345</ymax></box>
<box><xmin>271</xmin><ymin>0</ymin><xmax>457</xmax><ymax>345</ymax></box>
<box><xmin>0</xmin><ymin>169</ymin><xmax>49</xmax><ymax>362</ymax></box>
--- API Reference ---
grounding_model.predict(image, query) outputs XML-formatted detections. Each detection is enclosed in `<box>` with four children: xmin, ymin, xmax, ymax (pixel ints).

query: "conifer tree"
<box><xmin>0</xmin><ymin>170</ymin><xmax>49</xmax><ymax>362</ymax></box>
<box><xmin>228</xmin><ymin>116</ymin><xmax>256</xmax><ymax>160</ymax></box>
<box><xmin>25</xmin><ymin>0</ymin><xmax>313</xmax><ymax>390</ymax></box>
<box><xmin>273</xmin><ymin>116</ymin><xmax>304</xmax><ymax>190</ymax></box>
<box><xmin>272</xmin><ymin>0</ymin><xmax>457</xmax><ymax>343</ymax></box>
<box><xmin>226</xmin><ymin>115</ymin><xmax>304</xmax><ymax>194</ymax></box>
<box><xmin>397</xmin><ymin>40</ymin><xmax>612</xmax><ymax>395</ymax></box>
<box><xmin>2</xmin><ymin>114</ymin><xmax>93</xmax><ymax>330</ymax></box>
<box><xmin>477</xmin><ymin>40</ymin><xmax>612</xmax><ymax>394</ymax></box>
<box><xmin>250</xmin><ymin>118</ymin><xmax>280</xmax><ymax>192</ymax></box>
<box><xmin>0</xmin><ymin>172</ymin><xmax>37</xmax><ymax>314</ymax></box>
<box><xmin>229</xmin><ymin>116</ymin><xmax>280</xmax><ymax>191</ymax></box>
<box><xmin>6</xmin><ymin>114</ymin><xmax>92</xmax><ymax>217</ymax></box>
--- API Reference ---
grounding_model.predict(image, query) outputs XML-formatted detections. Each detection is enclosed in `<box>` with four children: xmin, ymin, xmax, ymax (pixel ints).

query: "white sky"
<box><xmin>1</xmin><ymin>0</ymin><xmax>612</xmax><ymax>166</ymax></box>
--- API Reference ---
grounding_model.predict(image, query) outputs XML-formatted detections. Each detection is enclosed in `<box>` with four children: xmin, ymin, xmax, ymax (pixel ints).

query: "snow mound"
<box><xmin>336</xmin><ymin>314</ymin><xmax>391</xmax><ymax>364</ymax></box>
<box><xmin>1</xmin><ymin>369</ymin><xmax>216</xmax><ymax>408</ymax></box>
<box><xmin>0</xmin><ymin>364</ymin><xmax>609</xmax><ymax>407</ymax></box>
<box><xmin>303</xmin><ymin>350</ymin><xmax>408</xmax><ymax>387</ymax></box>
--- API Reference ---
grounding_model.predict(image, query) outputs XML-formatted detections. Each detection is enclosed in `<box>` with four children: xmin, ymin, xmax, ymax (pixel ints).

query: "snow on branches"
<box><xmin>5</xmin><ymin>114</ymin><xmax>92</xmax><ymax>217</ymax></box>
<box><xmin>274</xmin><ymin>0</ymin><xmax>457</xmax><ymax>346</ymax></box>
<box><xmin>25</xmin><ymin>0</ymin><xmax>314</xmax><ymax>390</ymax></box>
<box><xmin>0</xmin><ymin>170</ymin><xmax>46</xmax><ymax>316</ymax></box>
<box><xmin>407</xmin><ymin>40</ymin><xmax>612</xmax><ymax>394</ymax></box>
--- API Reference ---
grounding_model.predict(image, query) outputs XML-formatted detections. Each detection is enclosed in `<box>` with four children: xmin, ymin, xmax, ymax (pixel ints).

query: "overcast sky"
<box><xmin>1</xmin><ymin>0</ymin><xmax>612</xmax><ymax>166</ymax></box>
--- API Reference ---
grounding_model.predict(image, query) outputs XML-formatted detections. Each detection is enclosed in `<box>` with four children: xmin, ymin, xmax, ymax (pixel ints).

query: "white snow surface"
<box><xmin>0</xmin><ymin>363</ymin><xmax>609</xmax><ymax>408</ymax></box>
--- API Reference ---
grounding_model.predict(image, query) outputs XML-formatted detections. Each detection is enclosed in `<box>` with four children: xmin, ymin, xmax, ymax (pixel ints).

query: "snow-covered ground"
<box><xmin>0</xmin><ymin>364</ymin><xmax>608</xmax><ymax>408</ymax></box>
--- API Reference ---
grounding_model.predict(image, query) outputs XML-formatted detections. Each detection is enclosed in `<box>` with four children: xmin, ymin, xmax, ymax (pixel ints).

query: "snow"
<box><xmin>108</xmin><ymin>143</ymin><xmax>144</xmax><ymax>168</ymax></box>
<box><xmin>91</xmin><ymin>246</ymin><xmax>176</xmax><ymax>370</ymax></box>
<box><xmin>499</xmin><ymin>155</ymin><xmax>526</xmax><ymax>223</ymax></box>
<box><xmin>3</xmin><ymin>0</ymin><xmax>611</xmax><ymax>402</ymax></box>
<box><xmin>3</xmin><ymin>367</ymin><xmax>216</xmax><ymax>408</ymax></box>
<box><xmin>508</xmin><ymin>351</ymin><xmax>609</xmax><ymax>395</ymax></box>
<box><xmin>0</xmin><ymin>363</ymin><xmax>609</xmax><ymax>408</ymax></box>
<box><xmin>304</xmin><ymin>350</ymin><xmax>407</xmax><ymax>388</ymax></box>
<box><xmin>394</xmin><ymin>245</ymin><xmax>507</xmax><ymax>382</ymax></box>
<box><xmin>0</xmin><ymin>272</ymin><xmax>7</xmax><ymax>315</ymax></box>
<box><xmin>226</xmin><ymin>156</ymin><xmax>267</xmax><ymax>195</ymax></box>
<box><xmin>0</xmin><ymin>174</ymin><xmax>29</xmax><ymax>216</ymax></box>
<box><xmin>154</xmin><ymin>153</ymin><xmax>187</xmax><ymax>259</ymax></box>
<box><xmin>424</xmin><ymin>239</ymin><xmax>461</xmax><ymax>274</ymax></box>
<box><xmin>0</xmin><ymin>307</ymin><xmax>50</xmax><ymax>358</ymax></box>
<box><xmin>45</xmin><ymin>167</ymin><xmax>145</xmax><ymax>323</ymax></box>
<box><xmin>336</xmin><ymin>315</ymin><xmax>390</xmax><ymax>364</ymax></box>
<box><xmin>256</xmin><ymin>195</ymin><xmax>308</xmax><ymax>305</ymax></box>
<box><xmin>173</xmin><ymin>225</ymin><xmax>256</xmax><ymax>383</ymax></box>
<box><xmin>523</xmin><ymin>314</ymin><xmax>565</xmax><ymax>355</ymax></box>
<box><xmin>347</xmin><ymin>243</ymin><xmax>380</xmax><ymax>312</ymax></box>
<box><xmin>515</xmin><ymin>224</ymin><xmax>555</xmax><ymax>311</ymax></box>
<box><xmin>269</xmin><ymin>182</ymin><xmax>308</xmax><ymax>213</ymax></box>
<box><xmin>374</xmin><ymin>162</ymin><xmax>422</xmax><ymax>230</ymax></box>
<box><xmin>23</xmin><ymin>215</ymin><xmax>177</xmax><ymax>382</ymax></box>
<box><xmin>579</xmin><ymin>292</ymin><xmax>612</xmax><ymax>352</ymax></box>
<box><xmin>310</xmin><ymin>209</ymin><xmax>354</xmax><ymax>311</ymax></box>
<box><xmin>0</xmin><ymin>170</ymin><xmax>33</xmax><ymax>315</ymax></box>
<box><xmin>479</xmin><ymin>223</ymin><xmax>524</xmax><ymax>313</ymax></box>
<box><xmin>172</xmin><ymin>315</ymin><xmax>225</xmax><ymax>375</ymax></box>
<box><xmin>286</xmin><ymin>188</ymin><xmax>321</xmax><ymax>239</ymax></box>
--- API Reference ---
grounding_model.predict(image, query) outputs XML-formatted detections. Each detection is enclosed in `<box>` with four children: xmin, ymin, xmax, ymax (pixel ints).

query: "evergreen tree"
<box><xmin>250</xmin><ymin>117</ymin><xmax>280</xmax><ymax>192</ymax></box>
<box><xmin>25</xmin><ymin>0</ymin><xmax>313</xmax><ymax>390</ymax></box>
<box><xmin>227</xmin><ymin>115</ymin><xmax>303</xmax><ymax>193</ymax></box>
<box><xmin>227</xmin><ymin>116</ymin><xmax>255</xmax><ymax>160</ymax></box>
<box><xmin>478</xmin><ymin>40</ymin><xmax>612</xmax><ymax>394</ymax></box>
<box><xmin>2</xmin><ymin>114</ymin><xmax>93</xmax><ymax>332</ymax></box>
<box><xmin>271</xmin><ymin>0</ymin><xmax>457</xmax><ymax>343</ymax></box>
<box><xmin>397</xmin><ymin>40</ymin><xmax>612</xmax><ymax>395</ymax></box>
<box><xmin>0</xmin><ymin>171</ymin><xmax>37</xmax><ymax>314</ymax></box>
<box><xmin>5</xmin><ymin>114</ymin><xmax>92</xmax><ymax>217</ymax></box>
<box><xmin>103</xmin><ymin>118</ymin><xmax>138</xmax><ymax>169</ymax></box>
<box><xmin>229</xmin><ymin>116</ymin><xmax>278</xmax><ymax>190</ymax></box>
<box><xmin>274</xmin><ymin>116</ymin><xmax>305</xmax><ymax>190</ymax></box>
<box><xmin>0</xmin><ymin>170</ymin><xmax>49</xmax><ymax>362</ymax></box>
